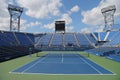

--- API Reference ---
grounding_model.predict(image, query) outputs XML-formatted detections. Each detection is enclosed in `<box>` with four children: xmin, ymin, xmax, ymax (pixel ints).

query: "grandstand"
<box><xmin>86</xmin><ymin>30</ymin><xmax>120</xmax><ymax>62</ymax></box>
<box><xmin>34</xmin><ymin>32</ymin><xmax>95</xmax><ymax>51</ymax></box>
<box><xmin>34</xmin><ymin>30</ymin><xmax>120</xmax><ymax>62</ymax></box>
<box><xmin>1</xmin><ymin>29</ymin><xmax>120</xmax><ymax>62</ymax></box>
<box><xmin>0</xmin><ymin>30</ymin><xmax>34</xmax><ymax>62</ymax></box>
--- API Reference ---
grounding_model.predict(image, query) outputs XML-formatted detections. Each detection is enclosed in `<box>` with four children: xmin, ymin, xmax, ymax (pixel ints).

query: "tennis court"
<box><xmin>11</xmin><ymin>52</ymin><xmax>114</xmax><ymax>75</ymax></box>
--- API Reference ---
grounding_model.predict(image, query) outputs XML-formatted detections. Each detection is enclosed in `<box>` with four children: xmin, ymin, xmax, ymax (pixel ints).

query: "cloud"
<box><xmin>0</xmin><ymin>0</ymin><xmax>42</xmax><ymax>32</ymax></box>
<box><xmin>81</xmin><ymin>0</ymin><xmax>120</xmax><ymax>26</ymax></box>
<box><xmin>59</xmin><ymin>13</ymin><xmax>72</xmax><ymax>25</ymax></box>
<box><xmin>18</xmin><ymin>2</ymin><xmax>79</xmax><ymax>32</ymax></box>
<box><xmin>0</xmin><ymin>0</ymin><xmax>74</xmax><ymax>32</ymax></box>
<box><xmin>57</xmin><ymin>5</ymin><xmax>80</xmax><ymax>31</ymax></box>
<box><xmin>43</xmin><ymin>22</ymin><xmax>55</xmax><ymax>30</ymax></box>
<box><xmin>81</xmin><ymin>8</ymin><xmax>103</xmax><ymax>26</ymax></box>
<box><xmin>0</xmin><ymin>0</ymin><xmax>10</xmax><ymax>31</ymax></box>
<box><xmin>20</xmin><ymin>20</ymin><xmax>41</xmax><ymax>31</ymax></box>
<box><xmin>57</xmin><ymin>5</ymin><xmax>80</xmax><ymax>25</ymax></box>
<box><xmin>17</xmin><ymin>0</ymin><xmax>75</xmax><ymax>32</ymax></box>
<box><xmin>43</xmin><ymin>13</ymin><xmax>73</xmax><ymax>31</ymax></box>
<box><xmin>66</xmin><ymin>26</ymin><xmax>74</xmax><ymax>32</ymax></box>
<box><xmin>80</xmin><ymin>28</ymin><xmax>90</xmax><ymax>33</ymax></box>
<box><xmin>80</xmin><ymin>26</ymin><xmax>104</xmax><ymax>33</ymax></box>
<box><xmin>70</xmin><ymin>5</ymin><xmax>80</xmax><ymax>12</ymax></box>
<box><xmin>7</xmin><ymin>0</ymin><xmax>14</xmax><ymax>4</ymax></box>
<box><xmin>26</xmin><ymin>21</ymin><xmax>41</xmax><ymax>28</ymax></box>
<box><xmin>43</xmin><ymin>5</ymin><xmax>80</xmax><ymax>32</ymax></box>
<box><xmin>43</xmin><ymin>22</ymin><xmax>74</xmax><ymax>32</ymax></box>
<box><xmin>17</xmin><ymin>0</ymin><xmax>62</xmax><ymax>19</ymax></box>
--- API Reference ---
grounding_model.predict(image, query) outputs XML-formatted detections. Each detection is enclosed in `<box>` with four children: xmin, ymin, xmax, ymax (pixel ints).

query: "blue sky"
<box><xmin>0</xmin><ymin>0</ymin><xmax>120</xmax><ymax>33</ymax></box>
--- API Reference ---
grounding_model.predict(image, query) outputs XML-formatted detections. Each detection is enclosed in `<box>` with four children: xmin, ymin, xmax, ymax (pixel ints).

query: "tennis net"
<box><xmin>36</xmin><ymin>51</ymin><xmax>89</xmax><ymax>58</ymax></box>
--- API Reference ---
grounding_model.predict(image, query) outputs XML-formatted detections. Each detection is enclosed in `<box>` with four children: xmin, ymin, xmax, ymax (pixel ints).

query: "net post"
<box><xmin>36</xmin><ymin>52</ymin><xmax>39</xmax><ymax>57</ymax></box>
<box><xmin>88</xmin><ymin>52</ymin><xmax>90</xmax><ymax>57</ymax></box>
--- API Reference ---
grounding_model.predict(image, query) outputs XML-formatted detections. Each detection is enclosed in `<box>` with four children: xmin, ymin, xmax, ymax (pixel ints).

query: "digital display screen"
<box><xmin>55</xmin><ymin>21</ymin><xmax>65</xmax><ymax>32</ymax></box>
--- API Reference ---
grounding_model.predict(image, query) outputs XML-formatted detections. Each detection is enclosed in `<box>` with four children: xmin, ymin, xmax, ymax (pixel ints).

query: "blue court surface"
<box><xmin>11</xmin><ymin>53</ymin><xmax>114</xmax><ymax>75</ymax></box>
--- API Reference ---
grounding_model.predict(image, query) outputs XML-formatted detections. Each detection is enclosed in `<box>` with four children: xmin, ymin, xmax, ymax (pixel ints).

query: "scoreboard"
<box><xmin>55</xmin><ymin>21</ymin><xmax>65</xmax><ymax>32</ymax></box>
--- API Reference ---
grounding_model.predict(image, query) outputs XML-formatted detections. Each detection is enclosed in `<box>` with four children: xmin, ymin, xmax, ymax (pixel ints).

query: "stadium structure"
<box><xmin>1</xmin><ymin>23</ymin><xmax>120</xmax><ymax>62</ymax></box>
<box><xmin>0</xmin><ymin>4</ymin><xmax>120</xmax><ymax>80</ymax></box>
<box><xmin>0</xmin><ymin>4</ymin><xmax>119</xmax><ymax>62</ymax></box>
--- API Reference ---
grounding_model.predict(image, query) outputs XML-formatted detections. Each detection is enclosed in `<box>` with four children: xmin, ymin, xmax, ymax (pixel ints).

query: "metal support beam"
<box><xmin>8</xmin><ymin>4</ymin><xmax>23</xmax><ymax>32</ymax></box>
<box><xmin>101</xmin><ymin>5</ymin><xmax>116</xmax><ymax>31</ymax></box>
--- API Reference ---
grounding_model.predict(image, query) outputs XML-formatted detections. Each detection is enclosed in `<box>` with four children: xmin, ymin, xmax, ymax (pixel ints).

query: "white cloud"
<box><xmin>7</xmin><ymin>0</ymin><xmax>14</xmax><ymax>4</ymax></box>
<box><xmin>20</xmin><ymin>20</ymin><xmax>41</xmax><ymax>31</ymax></box>
<box><xmin>70</xmin><ymin>5</ymin><xmax>80</xmax><ymax>12</ymax></box>
<box><xmin>59</xmin><ymin>13</ymin><xmax>72</xmax><ymax>25</ymax></box>
<box><xmin>0</xmin><ymin>0</ymin><xmax>10</xmax><ymax>31</ymax></box>
<box><xmin>0</xmin><ymin>0</ymin><xmax>42</xmax><ymax>32</ymax></box>
<box><xmin>27</xmin><ymin>21</ymin><xmax>41</xmax><ymax>27</ymax></box>
<box><xmin>82</xmin><ymin>0</ymin><xmax>120</xmax><ymax>26</ymax></box>
<box><xmin>43</xmin><ymin>22</ymin><xmax>74</xmax><ymax>32</ymax></box>
<box><xmin>17</xmin><ymin>0</ymin><xmax>62</xmax><ymax>19</ymax></box>
<box><xmin>17</xmin><ymin>2</ymin><xmax>79</xmax><ymax>31</ymax></box>
<box><xmin>80</xmin><ymin>26</ymin><xmax>104</xmax><ymax>33</ymax></box>
<box><xmin>43</xmin><ymin>13</ymin><xmax>73</xmax><ymax>31</ymax></box>
<box><xmin>43</xmin><ymin>5</ymin><xmax>77</xmax><ymax>32</ymax></box>
<box><xmin>43</xmin><ymin>22</ymin><xmax>55</xmax><ymax>30</ymax></box>
<box><xmin>82</xmin><ymin>8</ymin><xmax>103</xmax><ymax>26</ymax></box>
<box><xmin>66</xmin><ymin>26</ymin><xmax>74</xmax><ymax>32</ymax></box>
<box><xmin>80</xmin><ymin>28</ymin><xmax>90</xmax><ymax>33</ymax></box>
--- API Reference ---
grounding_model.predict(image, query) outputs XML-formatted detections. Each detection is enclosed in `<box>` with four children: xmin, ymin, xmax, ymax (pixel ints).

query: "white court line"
<box><xmin>10</xmin><ymin>56</ymin><xmax>41</xmax><ymax>73</ymax></box>
<box><xmin>10</xmin><ymin>71</ymin><xmax>116</xmax><ymax>75</ymax></box>
<box><xmin>21</xmin><ymin>56</ymin><xmax>47</xmax><ymax>73</ymax></box>
<box><xmin>33</xmin><ymin>62</ymin><xmax>86</xmax><ymax>64</ymax></box>
<box><xmin>21</xmin><ymin>53</ymin><xmax>63</xmax><ymax>73</ymax></box>
<box><xmin>75</xmin><ymin>54</ymin><xmax>103</xmax><ymax>74</ymax></box>
<box><xmin>9</xmin><ymin>53</ymin><xmax>116</xmax><ymax>75</ymax></box>
<box><xmin>80</xmin><ymin>58</ymin><xmax>102</xmax><ymax>74</ymax></box>
<box><xmin>10</xmin><ymin>53</ymin><xmax>115</xmax><ymax>75</ymax></box>
<box><xmin>86</xmin><ymin>57</ymin><xmax>116</xmax><ymax>75</ymax></box>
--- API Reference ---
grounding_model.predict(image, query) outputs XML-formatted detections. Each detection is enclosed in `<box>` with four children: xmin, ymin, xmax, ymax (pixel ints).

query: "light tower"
<box><xmin>101</xmin><ymin>5</ymin><xmax>116</xmax><ymax>31</ymax></box>
<box><xmin>8</xmin><ymin>4</ymin><xmax>23</xmax><ymax>32</ymax></box>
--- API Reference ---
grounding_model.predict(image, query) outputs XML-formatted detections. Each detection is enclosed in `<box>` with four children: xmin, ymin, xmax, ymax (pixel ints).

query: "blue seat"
<box><xmin>107</xmin><ymin>54</ymin><xmax>120</xmax><ymax>62</ymax></box>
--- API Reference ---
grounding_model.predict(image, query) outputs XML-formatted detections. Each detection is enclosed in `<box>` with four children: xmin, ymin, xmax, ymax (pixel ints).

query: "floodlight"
<box><xmin>101</xmin><ymin>5</ymin><xmax>116</xmax><ymax>31</ymax></box>
<box><xmin>8</xmin><ymin>4</ymin><xmax>23</xmax><ymax>32</ymax></box>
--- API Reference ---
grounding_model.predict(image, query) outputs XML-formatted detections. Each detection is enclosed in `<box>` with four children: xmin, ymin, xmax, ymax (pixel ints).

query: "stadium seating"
<box><xmin>111</xmin><ymin>24</ymin><xmax>120</xmax><ymax>30</ymax></box>
<box><xmin>86</xmin><ymin>33</ymin><xmax>97</xmax><ymax>44</ymax></box>
<box><xmin>1</xmin><ymin>29</ymin><xmax>120</xmax><ymax>62</ymax></box>
<box><xmin>27</xmin><ymin>33</ymin><xmax>34</xmax><ymax>44</ymax></box>
<box><xmin>105</xmin><ymin>31</ymin><xmax>119</xmax><ymax>40</ymax></box>
<box><xmin>99</xmin><ymin>32</ymin><xmax>107</xmax><ymax>41</ymax></box>
<box><xmin>51</xmin><ymin>33</ymin><xmax>63</xmax><ymax>46</ymax></box>
<box><xmin>34</xmin><ymin>33</ymin><xmax>96</xmax><ymax>51</ymax></box>
<box><xmin>86</xmin><ymin>47</ymin><xmax>117</xmax><ymax>56</ymax></box>
<box><xmin>37</xmin><ymin>33</ymin><xmax>52</xmax><ymax>47</ymax></box>
<box><xmin>0</xmin><ymin>31</ymin><xmax>34</xmax><ymax>62</ymax></box>
<box><xmin>15</xmin><ymin>32</ymin><xmax>33</xmax><ymax>46</ymax></box>
<box><xmin>76</xmin><ymin>33</ymin><xmax>90</xmax><ymax>46</ymax></box>
<box><xmin>106</xmin><ymin>54</ymin><xmax>120</xmax><ymax>62</ymax></box>
<box><xmin>0</xmin><ymin>31</ymin><xmax>16</xmax><ymax>46</ymax></box>
<box><xmin>34</xmin><ymin>34</ymin><xmax>44</xmax><ymax>44</ymax></box>
<box><xmin>93</xmin><ymin>32</ymin><xmax>99</xmax><ymax>39</ymax></box>
<box><xmin>64</xmin><ymin>33</ymin><xmax>77</xmax><ymax>47</ymax></box>
<box><xmin>85</xmin><ymin>31</ymin><xmax>120</xmax><ymax>62</ymax></box>
<box><xmin>105</xmin><ymin>49</ymin><xmax>120</xmax><ymax>62</ymax></box>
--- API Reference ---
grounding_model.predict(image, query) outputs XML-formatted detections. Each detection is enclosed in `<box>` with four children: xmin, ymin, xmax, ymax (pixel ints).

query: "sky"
<box><xmin>0</xmin><ymin>0</ymin><xmax>120</xmax><ymax>33</ymax></box>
